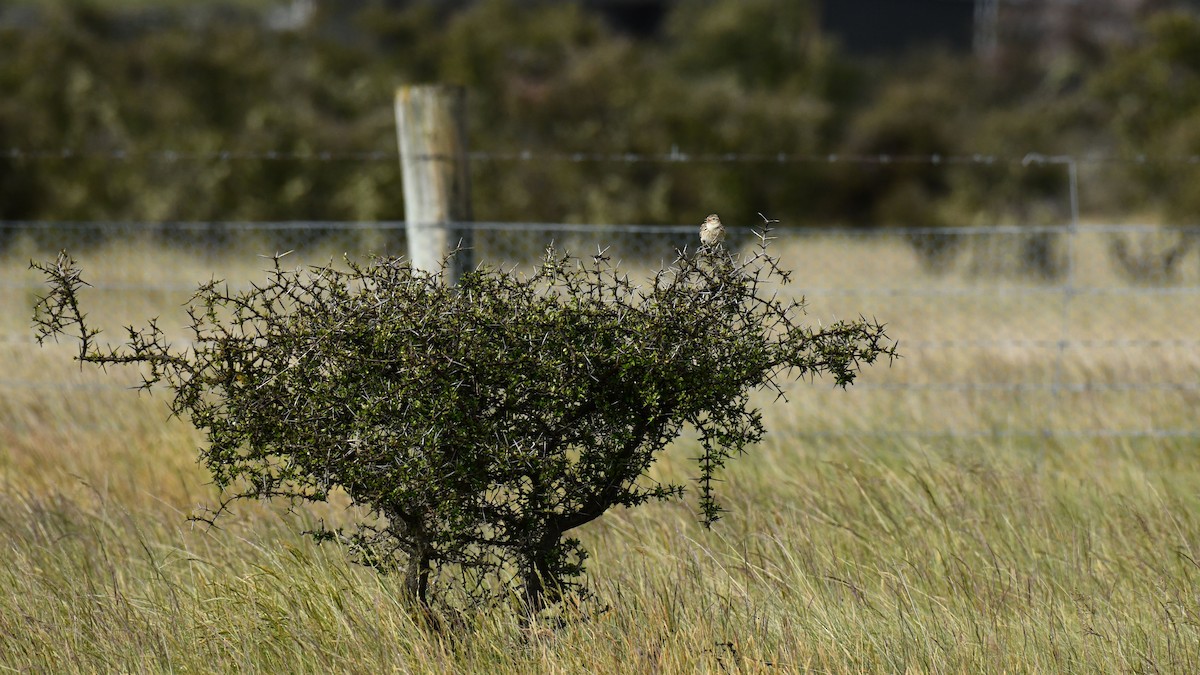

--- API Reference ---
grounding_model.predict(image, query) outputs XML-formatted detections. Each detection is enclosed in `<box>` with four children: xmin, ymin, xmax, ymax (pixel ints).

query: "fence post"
<box><xmin>395</xmin><ymin>84</ymin><xmax>473</xmax><ymax>283</ymax></box>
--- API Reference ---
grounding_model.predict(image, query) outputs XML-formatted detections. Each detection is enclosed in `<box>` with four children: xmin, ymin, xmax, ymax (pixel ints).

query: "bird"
<box><xmin>699</xmin><ymin>213</ymin><xmax>725</xmax><ymax>247</ymax></box>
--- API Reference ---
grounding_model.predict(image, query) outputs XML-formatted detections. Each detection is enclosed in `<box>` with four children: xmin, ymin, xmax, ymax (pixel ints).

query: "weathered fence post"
<box><xmin>395</xmin><ymin>84</ymin><xmax>473</xmax><ymax>283</ymax></box>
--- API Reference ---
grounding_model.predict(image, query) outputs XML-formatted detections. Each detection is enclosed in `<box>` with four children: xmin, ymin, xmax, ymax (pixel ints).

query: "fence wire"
<box><xmin>3</xmin><ymin>220</ymin><xmax>1199</xmax><ymax>441</ymax></box>
<box><xmin>11</xmin><ymin>147</ymin><xmax>1200</xmax><ymax>166</ymax></box>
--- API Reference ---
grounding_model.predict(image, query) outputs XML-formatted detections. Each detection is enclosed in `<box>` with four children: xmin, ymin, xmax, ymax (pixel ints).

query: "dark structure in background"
<box><xmin>583</xmin><ymin>0</ymin><xmax>1182</xmax><ymax>60</ymax></box>
<box><xmin>590</xmin><ymin>0</ymin><xmax>1184</xmax><ymax>60</ymax></box>
<box><xmin>584</xmin><ymin>0</ymin><xmax>981</xmax><ymax>49</ymax></box>
<box><xmin>818</xmin><ymin>0</ymin><xmax>977</xmax><ymax>55</ymax></box>
<box><xmin>582</xmin><ymin>0</ymin><xmax>668</xmax><ymax>37</ymax></box>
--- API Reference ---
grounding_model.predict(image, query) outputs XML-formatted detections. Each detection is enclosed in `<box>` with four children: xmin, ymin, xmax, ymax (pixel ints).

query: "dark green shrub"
<box><xmin>32</xmin><ymin>231</ymin><xmax>895</xmax><ymax>614</ymax></box>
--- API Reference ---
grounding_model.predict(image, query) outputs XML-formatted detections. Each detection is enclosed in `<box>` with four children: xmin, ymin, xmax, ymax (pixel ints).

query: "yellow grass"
<box><xmin>2</xmin><ymin>229</ymin><xmax>1199</xmax><ymax>672</ymax></box>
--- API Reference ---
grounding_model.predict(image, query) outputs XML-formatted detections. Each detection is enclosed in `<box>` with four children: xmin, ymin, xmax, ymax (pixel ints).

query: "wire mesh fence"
<box><xmin>3</xmin><ymin>219</ymin><xmax>1198</xmax><ymax>441</ymax></box>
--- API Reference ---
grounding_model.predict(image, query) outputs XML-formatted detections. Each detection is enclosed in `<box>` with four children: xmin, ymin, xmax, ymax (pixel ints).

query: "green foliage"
<box><xmin>0</xmin><ymin>0</ymin><xmax>840</xmax><ymax>225</ymax></box>
<box><xmin>1091</xmin><ymin>11</ymin><xmax>1200</xmax><ymax>149</ymax></box>
<box><xmin>9</xmin><ymin>1</ymin><xmax>1200</xmax><ymax>252</ymax></box>
<box><xmin>665</xmin><ymin>0</ymin><xmax>825</xmax><ymax>92</ymax></box>
<box><xmin>0</xmin><ymin>4</ymin><xmax>401</xmax><ymax>222</ymax></box>
<box><xmin>32</xmin><ymin>236</ymin><xmax>895</xmax><ymax>613</ymax></box>
<box><xmin>1086</xmin><ymin>10</ymin><xmax>1200</xmax><ymax>222</ymax></box>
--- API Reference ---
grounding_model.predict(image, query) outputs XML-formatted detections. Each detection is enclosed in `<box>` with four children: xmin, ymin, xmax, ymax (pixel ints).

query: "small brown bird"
<box><xmin>699</xmin><ymin>213</ymin><xmax>725</xmax><ymax>247</ymax></box>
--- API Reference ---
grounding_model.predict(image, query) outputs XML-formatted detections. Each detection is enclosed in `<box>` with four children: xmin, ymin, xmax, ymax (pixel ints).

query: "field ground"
<box><xmin>2</xmin><ymin>230</ymin><xmax>1199</xmax><ymax>672</ymax></box>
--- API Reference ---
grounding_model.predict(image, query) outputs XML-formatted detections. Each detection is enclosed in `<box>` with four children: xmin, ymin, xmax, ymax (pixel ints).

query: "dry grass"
<box><xmin>3</xmin><ymin>231</ymin><xmax>1199</xmax><ymax>672</ymax></box>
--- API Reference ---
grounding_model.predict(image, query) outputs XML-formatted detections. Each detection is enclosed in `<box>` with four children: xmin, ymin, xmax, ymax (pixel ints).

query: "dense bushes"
<box><xmin>3</xmin><ymin>1</ymin><xmax>1199</xmax><ymax>230</ymax></box>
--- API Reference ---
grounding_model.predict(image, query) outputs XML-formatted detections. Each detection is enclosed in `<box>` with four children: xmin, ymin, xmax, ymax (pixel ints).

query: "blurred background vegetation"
<box><xmin>3</xmin><ymin>0</ymin><xmax>1200</xmax><ymax>228</ymax></box>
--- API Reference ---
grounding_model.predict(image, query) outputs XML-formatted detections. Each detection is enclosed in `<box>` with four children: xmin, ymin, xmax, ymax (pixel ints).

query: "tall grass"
<box><xmin>3</xmin><ymin>232</ymin><xmax>1199</xmax><ymax>672</ymax></box>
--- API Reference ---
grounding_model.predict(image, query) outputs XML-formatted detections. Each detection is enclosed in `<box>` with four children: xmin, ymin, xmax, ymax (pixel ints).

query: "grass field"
<box><xmin>2</xmin><ymin>229</ymin><xmax>1199</xmax><ymax>672</ymax></box>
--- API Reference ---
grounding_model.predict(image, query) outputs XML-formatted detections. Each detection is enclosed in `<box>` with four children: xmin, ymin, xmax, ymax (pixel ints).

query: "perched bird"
<box><xmin>699</xmin><ymin>213</ymin><xmax>725</xmax><ymax>247</ymax></box>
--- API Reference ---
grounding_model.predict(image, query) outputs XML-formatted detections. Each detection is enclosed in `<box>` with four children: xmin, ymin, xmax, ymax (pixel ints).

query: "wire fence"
<box><xmin>11</xmin><ymin>147</ymin><xmax>1200</xmax><ymax>166</ymax></box>
<box><xmin>4</xmin><ymin>218</ymin><xmax>1199</xmax><ymax>441</ymax></box>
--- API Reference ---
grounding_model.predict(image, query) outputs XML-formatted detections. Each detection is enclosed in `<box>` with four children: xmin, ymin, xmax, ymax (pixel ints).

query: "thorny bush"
<box><xmin>32</xmin><ymin>229</ymin><xmax>896</xmax><ymax>615</ymax></box>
